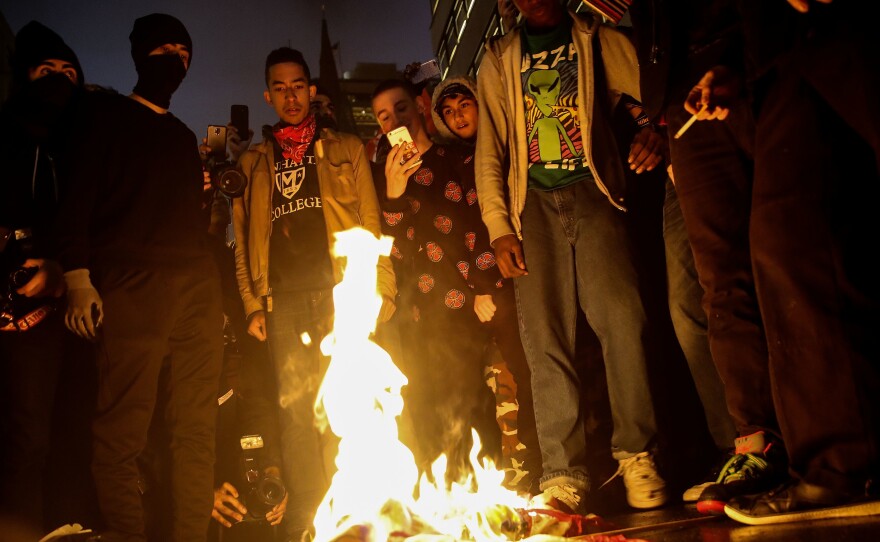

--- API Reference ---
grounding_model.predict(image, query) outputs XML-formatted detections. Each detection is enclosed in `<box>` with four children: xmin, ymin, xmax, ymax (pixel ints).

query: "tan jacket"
<box><xmin>232</xmin><ymin>127</ymin><xmax>396</xmax><ymax>318</ymax></box>
<box><xmin>475</xmin><ymin>11</ymin><xmax>642</xmax><ymax>243</ymax></box>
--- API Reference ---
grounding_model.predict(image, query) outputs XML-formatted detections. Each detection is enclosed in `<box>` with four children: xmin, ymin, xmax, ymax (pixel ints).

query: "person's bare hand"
<box><xmin>474</xmin><ymin>294</ymin><xmax>497</xmax><ymax>323</ymax></box>
<box><xmin>16</xmin><ymin>259</ymin><xmax>65</xmax><ymax>298</ymax></box>
<box><xmin>202</xmin><ymin>169</ymin><xmax>213</xmax><ymax>193</ymax></box>
<box><xmin>212</xmin><ymin>482</ymin><xmax>247</xmax><ymax>528</ymax></box>
<box><xmin>492</xmin><ymin>234</ymin><xmax>527</xmax><ymax>278</ymax></box>
<box><xmin>265</xmin><ymin>492</ymin><xmax>287</xmax><ymax>526</ymax></box>
<box><xmin>384</xmin><ymin>142</ymin><xmax>422</xmax><ymax>199</ymax></box>
<box><xmin>248</xmin><ymin>310</ymin><xmax>267</xmax><ymax>341</ymax></box>
<box><xmin>198</xmin><ymin>139</ymin><xmax>210</xmax><ymax>162</ymax></box>
<box><xmin>788</xmin><ymin>0</ymin><xmax>832</xmax><ymax>12</ymax></box>
<box><xmin>628</xmin><ymin>127</ymin><xmax>665</xmax><ymax>174</ymax></box>
<box><xmin>262</xmin><ymin>466</ymin><xmax>287</xmax><ymax>526</ymax></box>
<box><xmin>684</xmin><ymin>66</ymin><xmax>742</xmax><ymax>121</ymax></box>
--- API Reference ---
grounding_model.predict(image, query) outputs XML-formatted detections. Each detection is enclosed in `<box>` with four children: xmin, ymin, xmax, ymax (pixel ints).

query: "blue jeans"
<box><xmin>663</xmin><ymin>178</ymin><xmax>736</xmax><ymax>450</ymax></box>
<box><xmin>514</xmin><ymin>180</ymin><xmax>659</xmax><ymax>492</ymax></box>
<box><xmin>265</xmin><ymin>288</ymin><xmax>336</xmax><ymax>536</ymax></box>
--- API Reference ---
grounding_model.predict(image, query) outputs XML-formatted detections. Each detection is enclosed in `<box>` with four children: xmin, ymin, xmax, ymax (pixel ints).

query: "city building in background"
<box><xmin>427</xmin><ymin>0</ymin><xmax>617</xmax><ymax>80</ymax></box>
<box><xmin>319</xmin><ymin>14</ymin><xmax>405</xmax><ymax>143</ymax></box>
<box><xmin>340</xmin><ymin>62</ymin><xmax>402</xmax><ymax>141</ymax></box>
<box><xmin>318</xmin><ymin>1</ymin><xmax>621</xmax><ymax>145</ymax></box>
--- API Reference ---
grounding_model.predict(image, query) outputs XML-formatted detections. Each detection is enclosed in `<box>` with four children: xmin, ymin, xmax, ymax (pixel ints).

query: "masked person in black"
<box><xmin>0</xmin><ymin>21</ymin><xmax>98</xmax><ymax>535</ymax></box>
<box><xmin>0</xmin><ymin>21</ymin><xmax>81</xmax><ymax>331</ymax></box>
<box><xmin>53</xmin><ymin>13</ymin><xmax>224</xmax><ymax>542</ymax></box>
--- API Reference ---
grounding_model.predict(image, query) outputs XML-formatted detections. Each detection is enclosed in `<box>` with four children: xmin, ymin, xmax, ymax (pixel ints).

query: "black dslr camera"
<box><xmin>239</xmin><ymin>435</ymin><xmax>287</xmax><ymax>522</ymax></box>
<box><xmin>0</xmin><ymin>227</ymin><xmax>45</xmax><ymax>330</ymax></box>
<box><xmin>206</xmin><ymin>125</ymin><xmax>248</xmax><ymax>198</ymax></box>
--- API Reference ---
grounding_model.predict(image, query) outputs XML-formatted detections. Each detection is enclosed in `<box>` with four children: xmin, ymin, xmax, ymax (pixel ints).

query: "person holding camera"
<box><xmin>0</xmin><ymin>21</ymin><xmax>99</xmax><ymax>535</ymax></box>
<box><xmin>212</xmin><ymin>466</ymin><xmax>286</xmax><ymax>533</ymax></box>
<box><xmin>208</xmin><ymin>340</ymin><xmax>287</xmax><ymax>541</ymax></box>
<box><xmin>231</xmin><ymin>47</ymin><xmax>395</xmax><ymax>541</ymax></box>
<box><xmin>52</xmin><ymin>13</ymin><xmax>224</xmax><ymax>542</ymax></box>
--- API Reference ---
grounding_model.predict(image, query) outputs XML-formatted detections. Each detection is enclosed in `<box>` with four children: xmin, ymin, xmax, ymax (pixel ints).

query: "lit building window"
<box><xmin>438</xmin><ymin>0</ymin><xmax>477</xmax><ymax>70</ymax></box>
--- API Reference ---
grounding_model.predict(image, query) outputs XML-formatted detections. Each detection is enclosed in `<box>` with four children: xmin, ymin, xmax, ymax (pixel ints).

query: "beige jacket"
<box><xmin>232</xmin><ymin>127</ymin><xmax>396</xmax><ymax>318</ymax></box>
<box><xmin>475</xmin><ymin>11</ymin><xmax>642</xmax><ymax>243</ymax></box>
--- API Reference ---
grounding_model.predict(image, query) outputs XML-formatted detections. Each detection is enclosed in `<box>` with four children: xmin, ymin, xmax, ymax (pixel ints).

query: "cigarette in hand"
<box><xmin>674</xmin><ymin>104</ymin><xmax>708</xmax><ymax>139</ymax></box>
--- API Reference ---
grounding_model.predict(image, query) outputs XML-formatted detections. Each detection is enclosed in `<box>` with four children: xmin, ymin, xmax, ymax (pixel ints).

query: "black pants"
<box><xmin>667</xmin><ymin>102</ymin><xmax>781</xmax><ymax>443</ymax></box>
<box><xmin>750</xmin><ymin>35</ymin><xmax>880</xmax><ymax>493</ymax></box>
<box><xmin>91</xmin><ymin>264</ymin><xmax>223</xmax><ymax>542</ymax></box>
<box><xmin>0</xmin><ymin>311</ymin><xmax>95</xmax><ymax>531</ymax></box>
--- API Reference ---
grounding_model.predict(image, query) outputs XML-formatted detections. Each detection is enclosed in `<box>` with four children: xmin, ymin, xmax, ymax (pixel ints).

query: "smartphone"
<box><xmin>240</xmin><ymin>435</ymin><xmax>264</xmax><ymax>450</ymax></box>
<box><xmin>206</xmin><ymin>125</ymin><xmax>227</xmax><ymax>161</ymax></box>
<box><xmin>409</xmin><ymin>59</ymin><xmax>441</xmax><ymax>85</ymax></box>
<box><xmin>230</xmin><ymin>104</ymin><xmax>249</xmax><ymax>140</ymax></box>
<box><xmin>386</xmin><ymin>126</ymin><xmax>418</xmax><ymax>162</ymax></box>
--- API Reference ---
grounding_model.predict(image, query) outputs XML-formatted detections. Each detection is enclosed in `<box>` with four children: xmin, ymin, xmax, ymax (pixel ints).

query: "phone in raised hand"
<box><xmin>206</xmin><ymin>125</ymin><xmax>227</xmax><ymax>161</ymax></box>
<box><xmin>386</xmin><ymin>126</ymin><xmax>418</xmax><ymax>162</ymax></box>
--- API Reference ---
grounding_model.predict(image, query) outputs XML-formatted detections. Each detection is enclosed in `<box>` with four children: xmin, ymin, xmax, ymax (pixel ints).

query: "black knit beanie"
<box><xmin>129</xmin><ymin>13</ymin><xmax>192</xmax><ymax>66</ymax></box>
<box><xmin>11</xmin><ymin>21</ymin><xmax>84</xmax><ymax>87</ymax></box>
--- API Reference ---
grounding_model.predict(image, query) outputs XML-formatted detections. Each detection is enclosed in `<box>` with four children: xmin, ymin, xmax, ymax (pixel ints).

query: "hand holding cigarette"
<box><xmin>679</xmin><ymin>66</ymin><xmax>742</xmax><ymax>139</ymax></box>
<box><xmin>674</xmin><ymin>104</ymin><xmax>707</xmax><ymax>139</ymax></box>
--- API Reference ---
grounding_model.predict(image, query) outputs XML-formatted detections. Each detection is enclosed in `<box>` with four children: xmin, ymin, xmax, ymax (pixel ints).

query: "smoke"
<box><xmin>401</xmin><ymin>315</ymin><xmax>502</xmax><ymax>490</ymax></box>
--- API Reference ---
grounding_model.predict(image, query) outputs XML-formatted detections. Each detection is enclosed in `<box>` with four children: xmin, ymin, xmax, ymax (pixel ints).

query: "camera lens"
<box><xmin>10</xmin><ymin>267</ymin><xmax>37</xmax><ymax>289</ymax></box>
<box><xmin>218</xmin><ymin>168</ymin><xmax>248</xmax><ymax>198</ymax></box>
<box><xmin>246</xmin><ymin>476</ymin><xmax>286</xmax><ymax>519</ymax></box>
<box><xmin>256</xmin><ymin>476</ymin><xmax>286</xmax><ymax>505</ymax></box>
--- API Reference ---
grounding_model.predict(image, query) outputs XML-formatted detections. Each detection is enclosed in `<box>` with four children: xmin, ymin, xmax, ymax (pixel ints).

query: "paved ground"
<box><xmin>586</xmin><ymin>504</ymin><xmax>880</xmax><ymax>541</ymax></box>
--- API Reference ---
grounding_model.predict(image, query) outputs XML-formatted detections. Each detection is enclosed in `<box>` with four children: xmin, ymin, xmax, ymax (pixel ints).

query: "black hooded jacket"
<box><xmin>0</xmin><ymin>21</ymin><xmax>84</xmax><ymax>262</ymax></box>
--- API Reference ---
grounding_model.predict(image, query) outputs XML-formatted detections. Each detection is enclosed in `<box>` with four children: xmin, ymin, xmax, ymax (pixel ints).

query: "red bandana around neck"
<box><xmin>272</xmin><ymin>114</ymin><xmax>317</xmax><ymax>163</ymax></box>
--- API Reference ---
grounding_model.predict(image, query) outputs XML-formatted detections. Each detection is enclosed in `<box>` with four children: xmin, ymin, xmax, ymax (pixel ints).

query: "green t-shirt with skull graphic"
<box><xmin>520</xmin><ymin>13</ymin><xmax>593</xmax><ymax>190</ymax></box>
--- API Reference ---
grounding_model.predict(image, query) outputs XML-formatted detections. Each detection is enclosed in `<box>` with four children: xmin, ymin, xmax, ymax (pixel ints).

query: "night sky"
<box><xmin>2</xmin><ymin>0</ymin><xmax>435</xmax><ymax>136</ymax></box>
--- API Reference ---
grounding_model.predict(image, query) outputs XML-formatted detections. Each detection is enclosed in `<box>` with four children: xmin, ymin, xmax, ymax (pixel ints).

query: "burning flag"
<box><xmin>309</xmin><ymin>228</ymin><xmax>644</xmax><ymax>542</ymax></box>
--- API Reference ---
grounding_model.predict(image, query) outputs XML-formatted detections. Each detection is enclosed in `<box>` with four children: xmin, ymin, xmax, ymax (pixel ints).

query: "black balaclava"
<box><xmin>9</xmin><ymin>21</ymin><xmax>84</xmax><ymax>138</ymax></box>
<box><xmin>129</xmin><ymin>13</ymin><xmax>192</xmax><ymax>109</ymax></box>
<box><xmin>17</xmin><ymin>73</ymin><xmax>77</xmax><ymax>138</ymax></box>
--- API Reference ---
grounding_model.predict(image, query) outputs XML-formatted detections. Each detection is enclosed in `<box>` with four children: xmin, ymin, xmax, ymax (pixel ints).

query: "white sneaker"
<box><xmin>616</xmin><ymin>451</ymin><xmax>668</xmax><ymax>509</ymax></box>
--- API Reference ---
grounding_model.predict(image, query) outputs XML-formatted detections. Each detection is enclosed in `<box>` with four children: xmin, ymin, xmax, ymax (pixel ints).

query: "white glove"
<box><xmin>64</xmin><ymin>268</ymin><xmax>103</xmax><ymax>340</ymax></box>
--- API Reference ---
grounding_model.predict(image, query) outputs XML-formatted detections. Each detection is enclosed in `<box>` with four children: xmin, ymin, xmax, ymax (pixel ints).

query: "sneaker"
<box><xmin>696</xmin><ymin>431</ymin><xmax>788</xmax><ymax>515</ymax></box>
<box><xmin>682</xmin><ymin>481</ymin><xmax>713</xmax><ymax>503</ymax></box>
<box><xmin>529</xmin><ymin>483</ymin><xmax>587</xmax><ymax>515</ymax></box>
<box><xmin>682</xmin><ymin>449</ymin><xmax>735</xmax><ymax>503</ymax></box>
<box><xmin>724</xmin><ymin>479</ymin><xmax>880</xmax><ymax>525</ymax></box>
<box><xmin>608</xmin><ymin>451</ymin><xmax>668</xmax><ymax>509</ymax></box>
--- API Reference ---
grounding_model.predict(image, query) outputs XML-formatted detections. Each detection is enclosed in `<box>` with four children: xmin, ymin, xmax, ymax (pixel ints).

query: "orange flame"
<box><xmin>312</xmin><ymin>228</ymin><xmax>528</xmax><ymax>542</ymax></box>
